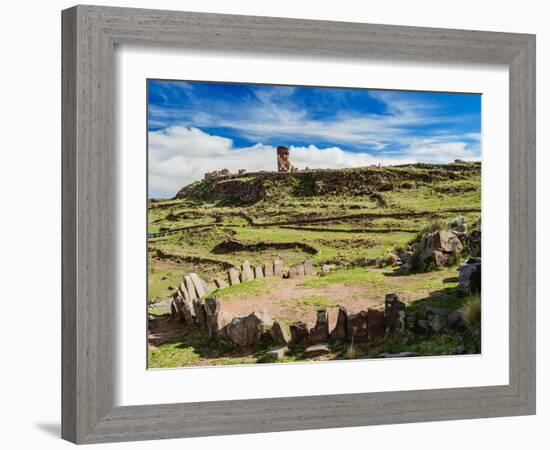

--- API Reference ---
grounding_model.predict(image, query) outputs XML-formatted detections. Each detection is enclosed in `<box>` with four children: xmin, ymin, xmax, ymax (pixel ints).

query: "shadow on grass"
<box><xmin>405</xmin><ymin>287</ymin><xmax>468</xmax><ymax>313</ymax></box>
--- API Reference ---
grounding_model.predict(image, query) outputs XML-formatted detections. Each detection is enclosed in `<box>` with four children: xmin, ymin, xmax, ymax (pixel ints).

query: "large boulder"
<box><xmin>309</xmin><ymin>308</ymin><xmax>329</xmax><ymax>344</ymax></box>
<box><xmin>384</xmin><ymin>292</ymin><xmax>406</xmax><ymax>334</ymax></box>
<box><xmin>225</xmin><ymin>310</ymin><xmax>272</xmax><ymax>349</ymax></box>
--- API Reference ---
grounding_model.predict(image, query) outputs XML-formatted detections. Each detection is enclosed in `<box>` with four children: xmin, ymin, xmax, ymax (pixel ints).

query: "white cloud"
<box><xmin>148</xmin><ymin>126</ymin><xmax>477</xmax><ymax>198</ymax></box>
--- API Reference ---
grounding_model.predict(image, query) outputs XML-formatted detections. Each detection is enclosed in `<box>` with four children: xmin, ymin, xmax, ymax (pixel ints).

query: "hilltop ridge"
<box><xmin>174</xmin><ymin>161</ymin><xmax>481</xmax><ymax>205</ymax></box>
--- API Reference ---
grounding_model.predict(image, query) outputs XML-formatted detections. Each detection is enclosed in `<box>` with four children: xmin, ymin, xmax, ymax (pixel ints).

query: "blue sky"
<box><xmin>148</xmin><ymin>79</ymin><xmax>481</xmax><ymax>198</ymax></box>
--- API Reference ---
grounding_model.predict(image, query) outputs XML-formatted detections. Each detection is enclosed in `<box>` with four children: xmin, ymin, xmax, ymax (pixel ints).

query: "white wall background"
<box><xmin>0</xmin><ymin>0</ymin><xmax>546</xmax><ymax>448</ymax></box>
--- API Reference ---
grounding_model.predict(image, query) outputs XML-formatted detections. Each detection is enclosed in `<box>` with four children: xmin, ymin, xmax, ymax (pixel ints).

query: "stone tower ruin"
<box><xmin>276</xmin><ymin>145</ymin><xmax>297</xmax><ymax>172</ymax></box>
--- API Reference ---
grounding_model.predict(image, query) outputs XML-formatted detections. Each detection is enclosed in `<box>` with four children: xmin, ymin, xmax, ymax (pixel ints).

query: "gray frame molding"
<box><xmin>62</xmin><ymin>5</ymin><xmax>536</xmax><ymax>444</ymax></box>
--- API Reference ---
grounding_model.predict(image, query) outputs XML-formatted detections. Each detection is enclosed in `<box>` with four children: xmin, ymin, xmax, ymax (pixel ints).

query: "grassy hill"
<box><xmin>147</xmin><ymin>161</ymin><xmax>481</xmax><ymax>367</ymax></box>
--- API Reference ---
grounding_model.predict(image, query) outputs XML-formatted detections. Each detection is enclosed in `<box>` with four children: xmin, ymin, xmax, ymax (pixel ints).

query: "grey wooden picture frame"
<box><xmin>62</xmin><ymin>4</ymin><xmax>536</xmax><ymax>444</ymax></box>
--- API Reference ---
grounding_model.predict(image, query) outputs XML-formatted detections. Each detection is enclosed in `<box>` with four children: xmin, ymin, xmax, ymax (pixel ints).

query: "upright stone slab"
<box><xmin>214</xmin><ymin>277</ymin><xmax>228</xmax><ymax>289</ymax></box>
<box><xmin>330</xmin><ymin>306</ymin><xmax>348</xmax><ymax>342</ymax></box>
<box><xmin>384</xmin><ymin>292</ymin><xmax>406</xmax><ymax>334</ymax></box>
<box><xmin>309</xmin><ymin>308</ymin><xmax>329</xmax><ymax>343</ymax></box>
<box><xmin>179</xmin><ymin>278</ymin><xmax>190</xmax><ymax>300</ymax></box>
<box><xmin>171</xmin><ymin>292</ymin><xmax>184</xmax><ymax>321</ymax></box>
<box><xmin>347</xmin><ymin>311</ymin><xmax>369</xmax><ymax>343</ymax></box>
<box><xmin>367</xmin><ymin>309</ymin><xmax>385</xmax><ymax>342</ymax></box>
<box><xmin>193</xmin><ymin>299</ymin><xmax>207</xmax><ymax>333</ymax></box>
<box><xmin>303</xmin><ymin>259</ymin><xmax>314</xmax><ymax>276</ymax></box>
<box><xmin>228</xmin><ymin>268</ymin><xmax>241</xmax><ymax>286</ymax></box>
<box><xmin>240</xmin><ymin>260</ymin><xmax>254</xmax><ymax>282</ymax></box>
<box><xmin>263</xmin><ymin>261</ymin><xmax>274</xmax><ymax>277</ymax></box>
<box><xmin>273</xmin><ymin>259</ymin><xmax>283</xmax><ymax>276</ymax></box>
<box><xmin>289</xmin><ymin>321</ymin><xmax>309</xmax><ymax>343</ymax></box>
<box><xmin>288</xmin><ymin>263</ymin><xmax>305</xmax><ymax>278</ymax></box>
<box><xmin>184</xmin><ymin>274</ymin><xmax>198</xmax><ymax>300</ymax></box>
<box><xmin>254</xmin><ymin>266</ymin><xmax>264</xmax><ymax>279</ymax></box>
<box><xmin>204</xmin><ymin>296</ymin><xmax>221</xmax><ymax>338</ymax></box>
<box><xmin>189</xmin><ymin>272</ymin><xmax>208</xmax><ymax>298</ymax></box>
<box><xmin>271</xmin><ymin>320</ymin><xmax>291</xmax><ymax>345</ymax></box>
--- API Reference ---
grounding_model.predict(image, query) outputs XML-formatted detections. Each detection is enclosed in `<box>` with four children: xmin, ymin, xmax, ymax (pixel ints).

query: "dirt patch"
<box><xmin>218</xmin><ymin>277</ymin><xmax>381</xmax><ymax>329</ymax></box>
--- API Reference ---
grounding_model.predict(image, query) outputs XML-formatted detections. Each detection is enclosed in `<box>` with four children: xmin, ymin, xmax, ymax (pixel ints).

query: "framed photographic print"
<box><xmin>62</xmin><ymin>5</ymin><xmax>536</xmax><ymax>444</ymax></box>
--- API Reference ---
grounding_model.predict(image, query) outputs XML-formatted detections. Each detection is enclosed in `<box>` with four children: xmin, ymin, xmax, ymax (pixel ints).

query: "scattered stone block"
<box><xmin>366</xmin><ymin>309</ymin><xmax>385</xmax><ymax>342</ymax></box>
<box><xmin>273</xmin><ymin>259</ymin><xmax>284</xmax><ymax>276</ymax></box>
<box><xmin>289</xmin><ymin>321</ymin><xmax>309</xmax><ymax>343</ymax></box>
<box><xmin>447</xmin><ymin>310</ymin><xmax>466</xmax><ymax>332</ymax></box>
<box><xmin>304</xmin><ymin>343</ymin><xmax>330</xmax><ymax>358</ymax></box>
<box><xmin>304</xmin><ymin>260</ymin><xmax>314</xmax><ymax>276</ymax></box>
<box><xmin>254</xmin><ymin>266</ymin><xmax>264</xmax><ymax>279</ymax></box>
<box><xmin>266</xmin><ymin>345</ymin><xmax>288</xmax><ymax>360</ymax></box>
<box><xmin>346</xmin><ymin>311</ymin><xmax>369</xmax><ymax>343</ymax></box>
<box><xmin>321</xmin><ymin>264</ymin><xmax>330</xmax><ymax>274</ymax></box>
<box><xmin>228</xmin><ymin>268</ymin><xmax>241</xmax><ymax>286</ymax></box>
<box><xmin>330</xmin><ymin>306</ymin><xmax>348</xmax><ymax>342</ymax></box>
<box><xmin>263</xmin><ymin>261</ymin><xmax>274</xmax><ymax>277</ymax></box>
<box><xmin>240</xmin><ymin>260</ymin><xmax>254</xmax><ymax>282</ymax></box>
<box><xmin>378</xmin><ymin>351</ymin><xmax>416</xmax><ymax>358</ymax></box>
<box><xmin>425</xmin><ymin>305</ymin><xmax>447</xmax><ymax>333</ymax></box>
<box><xmin>271</xmin><ymin>320</ymin><xmax>290</xmax><ymax>345</ymax></box>
<box><xmin>384</xmin><ymin>292</ymin><xmax>406</xmax><ymax>334</ymax></box>
<box><xmin>309</xmin><ymin>308</ymin><xmax>329</xmax><ymax>343</ymax></box>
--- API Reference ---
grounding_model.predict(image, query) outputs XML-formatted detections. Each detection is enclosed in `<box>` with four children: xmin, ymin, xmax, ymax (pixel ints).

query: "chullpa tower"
<box><xmin>276</xmin><ymin>145</ymin><xmax>294</xmax><ymax>172</ymax></box>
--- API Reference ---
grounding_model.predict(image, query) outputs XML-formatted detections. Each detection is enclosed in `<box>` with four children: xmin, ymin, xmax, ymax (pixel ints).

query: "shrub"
<box><xmin>346</xmin><ymin>343</ymin><xmax>357</xmax><ymax>359</ymax></box>
<box><xmin>385</xmin><ymin>253</ymin><xmax>398</xmax><ymax>266</ymax></box>
<box><xmin>409</xmin><ymin>219</ymin><xmax>446</xmax><ymax>244</ymax></box>
<box><xmin>461</xmin><ymin>294</ymin><xmax>481</xmax><ymax>327</ymax></box>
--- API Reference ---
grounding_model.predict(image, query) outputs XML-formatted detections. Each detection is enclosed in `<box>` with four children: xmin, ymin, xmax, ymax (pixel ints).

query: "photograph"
<box><xmin>146</xmin><ymin>79</ymin><xmax>482</xmax><ymax>368</ymax></box>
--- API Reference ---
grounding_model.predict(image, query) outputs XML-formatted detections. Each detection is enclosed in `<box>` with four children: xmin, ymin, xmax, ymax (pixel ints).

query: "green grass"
<box><xmin>295</xmin><ymin>294</ymin><xmax>339</xmax><ymax>309</ymax></box>
<box><xmin>213</xmin><ymin>278</ymin><xmax>275</xmax><ymax>300</ymax></box>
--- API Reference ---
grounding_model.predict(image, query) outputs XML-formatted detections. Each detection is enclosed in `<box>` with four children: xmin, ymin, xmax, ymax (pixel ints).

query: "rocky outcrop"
<box><xmin>418</xmin><ymin>230</ymin><xmax>463</xmax><ymax>268</ymax></box>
